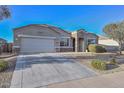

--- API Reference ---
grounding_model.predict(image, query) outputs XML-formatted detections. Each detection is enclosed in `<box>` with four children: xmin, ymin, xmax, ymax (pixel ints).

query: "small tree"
<box><xmin>0</xmin><ymin>5</ymin><xmax>11</xmax><ymax>21</ymax></box>
<box><xmin>103</xmin><ymin>22</ymin><xmax>124</xmax><ymax>54</ymax></box>
<box><xmin>0</xmin><ymin>5</ymin><xmax>11</xmax><ymax>54</ymax></box>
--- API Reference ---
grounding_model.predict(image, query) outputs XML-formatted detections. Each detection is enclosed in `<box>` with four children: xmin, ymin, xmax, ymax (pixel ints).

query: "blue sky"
<box><xmin>0</xmin><ymin>5</ymin><xmax>124</xmax><ymax>42</ymax></box>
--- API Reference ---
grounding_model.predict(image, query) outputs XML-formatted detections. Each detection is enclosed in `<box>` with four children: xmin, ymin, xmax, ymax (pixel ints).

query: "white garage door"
<box><xmin>20</xmin><ymin>38</ymin><xmax>55</xmax><ymax>53</ymax></box>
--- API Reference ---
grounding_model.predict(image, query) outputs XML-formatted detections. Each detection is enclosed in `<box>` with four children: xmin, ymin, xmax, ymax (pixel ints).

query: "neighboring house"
<box><xmin>0</xmin><ymin>38</ymin><xmax>7</xmax><ymax>53</ymax></box>
<box><xmin>0</xmin><ymin>38</ymin><xmax>7</xmax><ymax>45</ymax></box>
<box><xmin>3</xmin><ymin>43</ymin><xmax>13</xmax><ymax>53</ymax></box>
<box><xmin>98</xmin><ymin>35</ymin><xmax>119</xmax><ymax>52</ymax></box>
<box><xmin>13</xmin><ymin>24</ymin><xmax>98</xmax><ymax>54</ymax></box>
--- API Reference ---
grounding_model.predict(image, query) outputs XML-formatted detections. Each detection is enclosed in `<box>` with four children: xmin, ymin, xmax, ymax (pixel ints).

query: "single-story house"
<box><xmin>0</xmin><ymin>38</ymin><xmax>7</xmax><ymax>45</ymax></box>
<box><xmin>13</xmin><ymin>24</ymin><xmax>98</xmax><ymax>54</ymax></box>
<box><xmin>0</xmin><ymin>38</ymin><xmax>7</xmax><ymax>53</ymax></box>
<box><xmin>0</xmin><ymin>38</ymin><xmax>13</xmax><ymax>53</ymax></box>
<box><xmin>98</xmin><ymin>35</ymin><xmax>119</xmax><ymax>52</ymax></box>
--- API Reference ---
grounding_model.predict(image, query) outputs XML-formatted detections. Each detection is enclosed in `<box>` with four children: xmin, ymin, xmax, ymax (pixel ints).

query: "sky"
<box><xmin>0</xmin><ymin>5</ymin><xmax>124</xmax><ymax>42</ymax></box>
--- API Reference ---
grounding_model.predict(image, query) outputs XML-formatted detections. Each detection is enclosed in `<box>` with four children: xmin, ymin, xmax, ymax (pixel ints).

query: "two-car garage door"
<box><xmin>20</xmin><ymin>38</ymin><xmax>55</xmax><ymax>53</ymax></box>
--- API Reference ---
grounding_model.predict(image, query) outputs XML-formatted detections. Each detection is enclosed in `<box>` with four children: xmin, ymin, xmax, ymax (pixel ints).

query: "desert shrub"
<box><xmin>88</xmin><ymin>44</ymin><xmax>96</xmax><ymax>52</ymax></box>
<box><xmin>0</xmin><ymin>60</ymin><xmax>8</xmax><ymax>72</ymax></box>
<box><xmin>88</xmin><ymin>44</ymin><xmax>106</xmax><ymax>53</ymax></box>
<box><xmin>109</xmin><ymin>58</ymin><xmax>117</xmax><ymax>65</ymax></box>
<box><xmin>96</xmin><ymin>45</ymin><xmax>106</xmax><ymax>53</ymax></box>
<box><xmin>91</xmin><ymin>59</ymin><xmax>107</xmax><ymax>70</ymax></box>
<box><xmin>100</xmin><ymin>62</ymin><xmax>107</xmax><ymax>70</ymax></box>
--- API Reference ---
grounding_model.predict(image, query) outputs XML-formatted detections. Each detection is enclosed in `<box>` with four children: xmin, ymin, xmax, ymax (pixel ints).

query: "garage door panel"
<box><xmin>20</xmin><ymin>38</ymin><xmax>55</xmax><ymax>53</ymax></box>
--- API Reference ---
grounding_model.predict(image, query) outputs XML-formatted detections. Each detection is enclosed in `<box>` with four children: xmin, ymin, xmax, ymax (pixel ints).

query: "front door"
<box><xmin>73</xmin><ymin>38</ymin><xmax>75</xmax><ymax>51</ymax></box>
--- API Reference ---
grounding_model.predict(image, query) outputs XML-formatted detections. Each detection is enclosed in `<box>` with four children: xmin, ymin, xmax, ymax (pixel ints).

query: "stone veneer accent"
<box><xmin>60</xmin><ymin>48</ymin><xmax>73</xmax><ymax>52</ymax></box>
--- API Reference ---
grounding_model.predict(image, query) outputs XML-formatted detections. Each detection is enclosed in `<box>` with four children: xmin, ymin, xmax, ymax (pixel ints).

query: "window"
<box><xmin>88</xmin><ymin>39</ymin><xmax>96</xmax><ymax>44</ymax></box>
<box><xmin>60</xmin><ymin>38</ymin><xmax>69</xmax><ymax>46</ymax></box>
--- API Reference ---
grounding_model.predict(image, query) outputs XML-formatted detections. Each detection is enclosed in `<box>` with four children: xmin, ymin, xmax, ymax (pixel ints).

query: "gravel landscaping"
<box><xmin>0</xmin><ymin>52</ymin><xmax>123</xmax><ymax>88</ymax></box>
<box><xmin>77</xmin><ymin>54</ymin><xmax>124</xmax><ymax>75</ymax></box>
<box><xmin>0</xmin><ymin>57</ymin><xmax>16</xmax><ymax>88</ymax></box>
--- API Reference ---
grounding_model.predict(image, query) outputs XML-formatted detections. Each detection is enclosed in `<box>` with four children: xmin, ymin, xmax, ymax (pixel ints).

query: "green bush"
<box><xmin>0</xmin><ymin>60</ymin><xmax>8</xmax><ymax>72</ymax></box>
<box><xmin>91</xmin><ymin>59</ymin><xmax>107</xmax><ymax>70</ymax></box>
<box><xmin>88</xmin><ymin>44</ymin><xmax>106</xmax><ymax>53</ymax></box>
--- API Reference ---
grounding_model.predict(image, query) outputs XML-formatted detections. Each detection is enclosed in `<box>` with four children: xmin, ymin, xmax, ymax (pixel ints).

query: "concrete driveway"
<box><xmin>11</xmin><ymin>53</ymin><xmax>96</xmax><ymax>88</ymax></box>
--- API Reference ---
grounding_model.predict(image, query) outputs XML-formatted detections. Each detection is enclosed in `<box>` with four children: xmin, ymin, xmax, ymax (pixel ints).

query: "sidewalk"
<box><xmin>47</xmin><ymin>71</ymin><xmax>124</xmax><ymax>88</ymax></box>
<box><xmin>0</xmin><ymin>53</ymin><xmax>17</xmax><ymax>59</ymax></box>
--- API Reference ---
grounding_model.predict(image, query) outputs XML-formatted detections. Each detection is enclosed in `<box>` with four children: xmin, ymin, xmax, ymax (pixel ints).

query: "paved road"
<box><xmin>11</xmin><ymin>53</ymin><xmax>96</xmax><ymax>88</ymax></box>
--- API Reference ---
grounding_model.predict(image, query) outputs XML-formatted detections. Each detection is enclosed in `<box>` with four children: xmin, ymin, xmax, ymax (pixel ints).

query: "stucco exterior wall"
<box><xmin>13</xmin><ymin>24</ymin><xmax>73</xmax><ymax>53</ymax></box>
<box><xmin>98</xmin><ymin>39</ymin><xmax>119</xmax><ymax>52</ymax></box>
<box><xmin>13</xmin><ymin>24</ymin><xmax>98</xmax><ymax>53</ymax></box>
<box><xmin>14</xmin><ymin>25</ymin><xmax>72</xmax><ymax>46</ymax></box>
<box><xmin>98</xmin><ymin>39</ymin><xmax>119</xmax><ymax>46</ymax></box>
<box><xmin>14</xmin><ymin>25</ymin><xmax>58</xmax><ymax>46</ymax></box>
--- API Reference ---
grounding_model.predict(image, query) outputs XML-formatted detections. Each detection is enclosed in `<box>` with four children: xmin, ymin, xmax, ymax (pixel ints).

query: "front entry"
<box><xmin>79</xmin><ymin>38</ymin><xmax>83</xmax><ymax>52</ymax></box>
<box><xmin>73</xmin><ymin>38</ymin><xmax>75</xmax><ymax>51</ymax></box>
